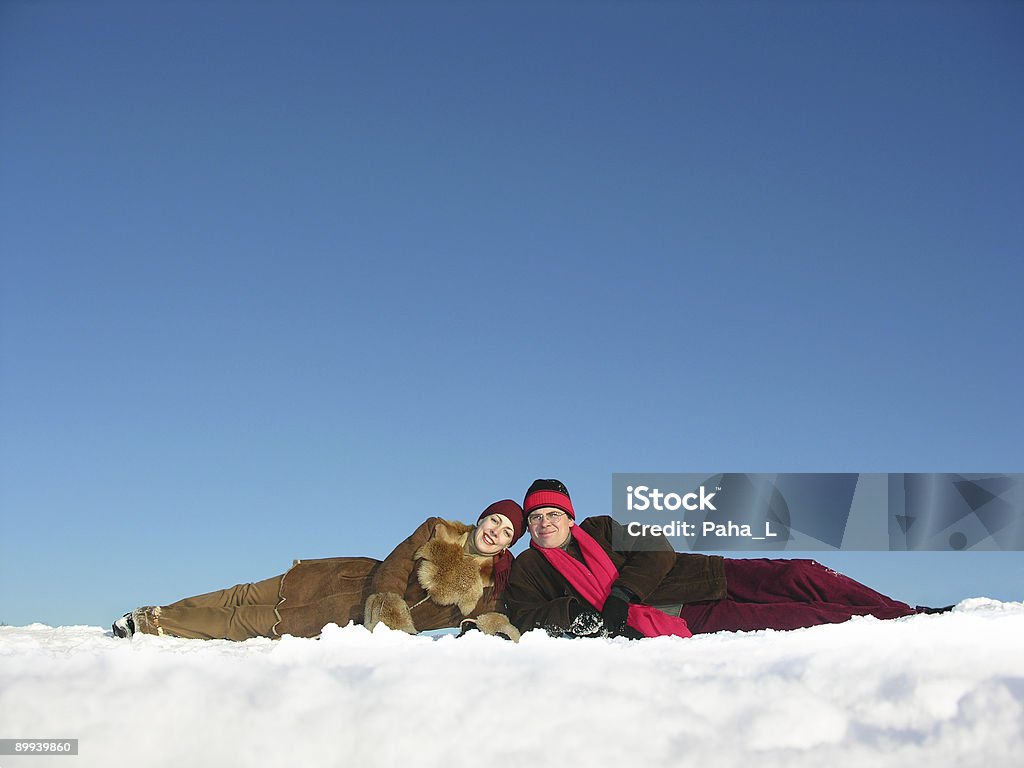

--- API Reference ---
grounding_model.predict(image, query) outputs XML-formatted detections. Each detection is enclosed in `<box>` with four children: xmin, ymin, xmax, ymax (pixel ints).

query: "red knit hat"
<box><xmin>477</xmin><ymin>499</ymin><xmax>526</xmax><ymax>545</ymax></box>
<box><xmin>523</xmin><ymin>478</ymin><xmax>575</xmax><ymax>520</ymax></box>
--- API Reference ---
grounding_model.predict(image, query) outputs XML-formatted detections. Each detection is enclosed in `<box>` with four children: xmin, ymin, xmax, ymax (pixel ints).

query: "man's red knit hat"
<box><xmin>523</xmin><ymin>478</ymin><xmax>575</xmax><ymax>520</ymax></box>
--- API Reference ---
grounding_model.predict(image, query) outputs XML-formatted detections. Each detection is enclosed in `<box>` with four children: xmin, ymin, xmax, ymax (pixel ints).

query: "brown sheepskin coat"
<box><xmin>273</xmin><ymin>517</ymin><xmax>518</xmax><ymax>639</ymax></box>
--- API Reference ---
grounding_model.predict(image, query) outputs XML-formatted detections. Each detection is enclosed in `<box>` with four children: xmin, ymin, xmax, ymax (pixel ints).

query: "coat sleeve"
<box><xmin>368</xmin><ymin>517</ymin><xmax>439</xmax><ymax>597</ymax></box>
<box><xmin>464</xmin><ymin>584</ymin><xmax>498</xmax><ymax>618</ymax></box>
<box><xmin>502</xmin><ymin>549</ymin><xmax>581</xmax><ymax>634</ymax></box>
<box><xmin>584</xmin><ymin>517</ymin><xmax>676</xmax><ymax>602</ymax></box>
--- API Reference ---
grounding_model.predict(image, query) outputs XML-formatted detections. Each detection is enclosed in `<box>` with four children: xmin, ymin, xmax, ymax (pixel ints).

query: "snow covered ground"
<box><xmin>1</xmin><ymin>599</ymin><xmax>1022</xmax><ymax>768</ymax></box>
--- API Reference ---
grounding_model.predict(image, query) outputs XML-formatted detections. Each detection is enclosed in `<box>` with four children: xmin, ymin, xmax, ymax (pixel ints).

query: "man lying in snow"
<box><xmin>504</xmin><ymin>479</ymin><xmax>951</xmax><ymax>639</ymax></box>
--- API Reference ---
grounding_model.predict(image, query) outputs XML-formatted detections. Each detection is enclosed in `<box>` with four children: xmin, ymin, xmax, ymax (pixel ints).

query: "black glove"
<box><xmin>568</xmin><ymin>604</ymin><xmax>604</xmax><ymax>637</ymax></box>
<box><xmin>601</xmin><ymin>594</ymin><xmax>630</xmax><ymax>635</ymax></box>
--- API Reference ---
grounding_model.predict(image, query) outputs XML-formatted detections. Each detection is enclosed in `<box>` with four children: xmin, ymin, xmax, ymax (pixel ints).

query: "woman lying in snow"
<box><xmin>112</xmin><ymin>500</ymin><xmax>526</xmax><ymax>641</ymax></box>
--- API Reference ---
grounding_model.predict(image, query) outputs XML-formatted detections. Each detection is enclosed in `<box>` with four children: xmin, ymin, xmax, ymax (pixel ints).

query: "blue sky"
<box><xmin>1</xmin><ymin>1</ymin><xmax>1021</xmax><ymax>627</ymax></box>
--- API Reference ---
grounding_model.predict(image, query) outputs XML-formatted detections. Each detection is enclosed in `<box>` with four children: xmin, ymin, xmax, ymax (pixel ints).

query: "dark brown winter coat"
<box><xmin>503</xmin><ymin>516</ymin><xmax>727</xmax><ymax>634</ymax></box>
<box><xmin>274</xmin><ymin>517</ymin><xmax>518</xmax><ymax>639</ymax></box>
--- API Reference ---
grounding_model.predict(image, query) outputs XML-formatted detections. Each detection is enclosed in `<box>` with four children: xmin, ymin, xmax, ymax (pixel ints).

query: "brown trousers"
<box><xmin>140</xmin><ymin>575</ymin><xmax>286</xmax><ymax>641</ymax></box>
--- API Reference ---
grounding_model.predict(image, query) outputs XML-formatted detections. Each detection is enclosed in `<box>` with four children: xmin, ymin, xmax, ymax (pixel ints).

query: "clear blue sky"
<box><xmin>1</xmin><ymin>1</ymin><xmax>1021</xmax><ymax>627</ymax></box>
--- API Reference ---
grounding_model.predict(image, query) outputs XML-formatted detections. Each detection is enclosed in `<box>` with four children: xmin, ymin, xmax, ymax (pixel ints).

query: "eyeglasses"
<box><xmin>527</xmin><ymin>510</ymin><xmax>567</xmax><ymax>525</ymax></box>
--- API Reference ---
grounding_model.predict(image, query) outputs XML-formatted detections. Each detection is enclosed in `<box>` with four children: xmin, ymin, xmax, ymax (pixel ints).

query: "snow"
<box><xmin>1</xmin><ymin>600</ymin><xmax>1023</xmax><ymax>768</ymax></box>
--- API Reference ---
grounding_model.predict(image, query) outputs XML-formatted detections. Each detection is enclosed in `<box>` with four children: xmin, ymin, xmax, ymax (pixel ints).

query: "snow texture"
<box><xmin>1</xmin><ymin>599</ymin><xmax>1022</xmax><ymax>767</ymax></box>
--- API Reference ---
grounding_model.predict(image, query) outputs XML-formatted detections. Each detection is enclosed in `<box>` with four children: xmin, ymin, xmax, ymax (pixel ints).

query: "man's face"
<box><xmin>527</xmin><ymin>506</ymin><xmax>574</xmax><ymax>549</ymax></box>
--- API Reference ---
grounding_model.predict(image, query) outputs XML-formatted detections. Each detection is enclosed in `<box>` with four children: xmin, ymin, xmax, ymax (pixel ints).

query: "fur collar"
<box><xmin>414</xmin><ymin>519</ymin><xmax>494</xmax><ymax>615</ymax></box>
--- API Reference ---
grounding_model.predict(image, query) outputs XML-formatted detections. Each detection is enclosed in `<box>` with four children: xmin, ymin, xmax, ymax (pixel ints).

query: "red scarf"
<box><xmin>492</xmin><ymin>550</ymin><xmax>512</xmax><ymax>598</ymax></box>
<box><xmin>533</xmin><ymin>524</ymin><xmax>692</xmax><ymax>639</ymax></box>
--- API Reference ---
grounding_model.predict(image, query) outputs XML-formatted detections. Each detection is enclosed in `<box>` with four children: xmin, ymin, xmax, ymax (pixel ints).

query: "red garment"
<box><xmin>532</xmin><ymin>526</ymin><xmax>692</xmax><ymax>638</ymax></box>
<box><xmin>678</xmin><ymin>558</ymin><xmax>917</xmax><ymax>634</ymax></box>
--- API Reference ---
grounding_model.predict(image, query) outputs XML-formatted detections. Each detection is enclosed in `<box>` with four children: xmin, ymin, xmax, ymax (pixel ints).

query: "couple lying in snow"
<box><xmin>112</xmin><ymin>479</ymin><xmax>949</xmax><ymax>642</ymax></box>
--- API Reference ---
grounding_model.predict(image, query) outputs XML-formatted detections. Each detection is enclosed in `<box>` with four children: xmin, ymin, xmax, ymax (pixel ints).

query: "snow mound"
<box><xmin>1</xmin><ymin>600</ymin><xmax>1022</xmax><ymax>767</ymax></box>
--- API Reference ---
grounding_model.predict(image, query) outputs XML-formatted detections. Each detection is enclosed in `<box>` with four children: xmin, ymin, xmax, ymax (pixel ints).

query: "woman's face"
<box><xmin>473</xmin><ymin>513</ymin><xmax>516</xmax><ymax>556</ymax></box>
